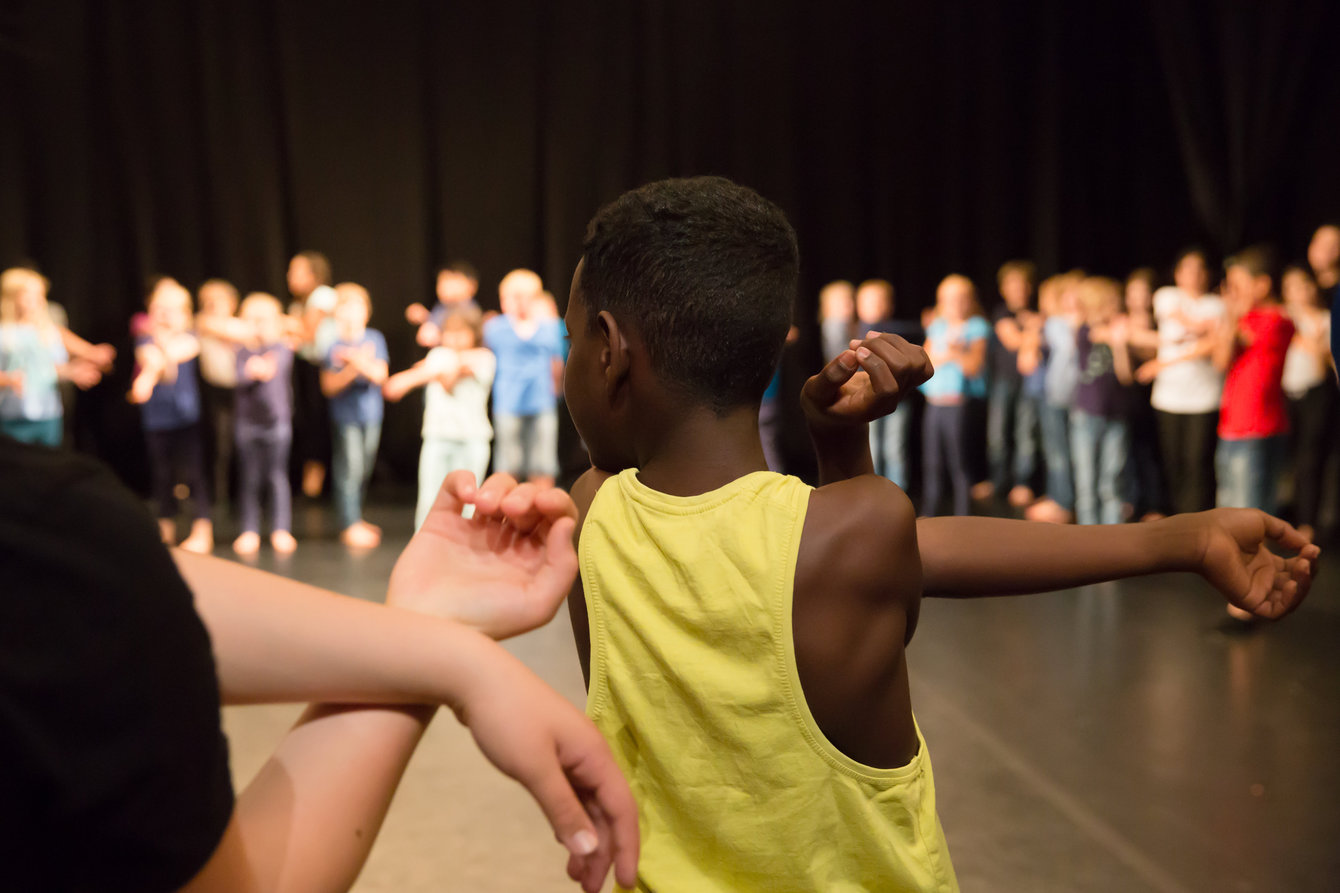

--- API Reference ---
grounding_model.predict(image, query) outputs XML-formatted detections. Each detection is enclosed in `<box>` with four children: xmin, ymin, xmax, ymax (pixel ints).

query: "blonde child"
<box><xmin>232</xmin><ymin>293</ymin><xmax>297</xmax><ymax>555</ymax></box>
<box><xmin>129</xmin><ymin>278</ymin><xmax>213</xmax><ymax>552</ymax></box>
<box><xmin>1069</xmin><ymin>277</ymin><xmax>1134</xmax><ymax>525</ymax></box>
<box><xmin>320</xmin><ymin>282</ymin><xmax>388</xmax><ymax>548</ymax></box>
<box><xmin>196</xmin><ymin>279</ymin><xmax>242</xmax><ymax>507</ymax></box>
<box><xmin>0</xmin><ymin>268</ymin><xmax>103</xmax><ymax>447</ymax></box>
<box><xmin>406</xmin><ymin>260</ymin><xmax>481</xmax><ymax>348</ymax></box>
<box><xmin>385</xmin><ymin>306</ymin><xmax>496</xmax><ymax>529</ymax></box>
<box><xmin>818</xmin><ymin>279</ymin><xmax>855</xmax><ymax>363</ymax></box>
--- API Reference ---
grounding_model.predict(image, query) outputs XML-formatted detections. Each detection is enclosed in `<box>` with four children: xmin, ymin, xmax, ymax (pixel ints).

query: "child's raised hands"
<box><xmin>1172</xmin><ymin>509</ymin><xmax>1319</xmax><ymax>619</ymax></box>
<box><xmin>800</xmin><ymin>331</ymin><xmax>933</xmax><ymax>429</ymax></box>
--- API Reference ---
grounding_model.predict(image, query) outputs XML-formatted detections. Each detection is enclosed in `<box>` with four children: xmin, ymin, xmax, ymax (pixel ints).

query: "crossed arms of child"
<box><xmin>801</xmin><ymin>332</ymin><xmax>1318</xmax><ymax>617</ymax></box>
<box><xmin>174</xmin><ymin>472</ymin><xmax>637</xmax><ymax>893</ymax></box>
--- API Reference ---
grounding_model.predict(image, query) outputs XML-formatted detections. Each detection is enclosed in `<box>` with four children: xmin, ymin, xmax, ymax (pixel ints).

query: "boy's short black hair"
<box><xmin>579</xmin><ymin>176</ymin><xmax>798</xmax><ymax>414</ymax></box>
<box><xmin>1173</xmin><ymin>246</ymin><xmax>1209</xmax><ymax>270</ymax></box>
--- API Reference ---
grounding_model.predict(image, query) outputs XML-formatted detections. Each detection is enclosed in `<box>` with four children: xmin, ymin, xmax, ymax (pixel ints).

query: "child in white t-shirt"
<box><xmin>383</xmin><ymin>306</ymin><xmax>496</xmax><ymax>528</ymax></box>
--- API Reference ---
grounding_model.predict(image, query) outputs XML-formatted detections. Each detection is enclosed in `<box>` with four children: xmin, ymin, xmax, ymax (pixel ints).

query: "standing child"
<box><xmin>560</xmin><ymin>176</ymin><xmax>1316</xmax><ymax>893</ymax></box>
<box><xmin>1122</xmin><ymin>269</ymin><xmax>1167</xmax><ymax>521</ymax></box>
<box><xmin>1069</xmin><ymin>277</ymin><xmax>1134</xmax><ymax>525</ymax></box>
<box><xmin>919</xmin><ymin>274</ymin><xmax>989</xmax><ymax>516</ymax></box>
<box><xmin>406</xmin><ymin>261</ymin><xmax>481</xmax><ymax>349</ymax></box>
<box><xmin>0</xmin><ymin>268</ymin><xmax>102</xmax><ymax>447</ymax></box>
<box><xmin>1213</xmin><ymin>247</ymin><xmax>1295</xmax><ymax>517</ymax></box>
<box><xmin>1279</xmin><ymin>264</ymin><xmax>1335</xmax><ymax>541</ymax></box>
<box><xmin>287</xmin><ymin>250</ymin><xmax>338</xmax><ymax>498</ymax></box>
<box><xmin>384</xmin><ymin>306</ymin><xmax>496</xmax><ymax>529</ymax></box>
<box><xmin>986</xmin><ymin>260</ymin><xmax>1040</xmax><ymax>506</ymax></box>
<box><xmin>129</xmin><ymin>278</ymin><xmax>213</xmax><ymax>552</ymax></box>
<box><xmin>232</xmin><ymin>293</ymin><xmax>297</xmax><ymax>555</ymax></box>
<box><xmin>818</xmin><ymin>279</ymin><xmax>855</xmax><ymax>364</ymax></box>
<box><xmin>1138</xmin><ymin>249</ymin><xmax>1224</xmax><ymax>514</ymax></box>
<box><xmin>196</xmin><ymin>279</ymin><xmax>242</xmax><ymax>508</ymax></box>
<box><xmin>855</xmin><ymin>278</ymin><xmax>921</xmax><ymax>488</ymax></box>
<box><xmin>321</xmin><ymin>282</ymin><xmax>389</xmax><ymax>548</ymax></box>
<box><xmin>484</xmin><ymin>269</ymin><xmax>564</xmax><ymax>486</ymax></box>
<box><xmin>1025</xmin><ymin>272</ymin><xmax>1083</xmax><ymax>524</ymax></box>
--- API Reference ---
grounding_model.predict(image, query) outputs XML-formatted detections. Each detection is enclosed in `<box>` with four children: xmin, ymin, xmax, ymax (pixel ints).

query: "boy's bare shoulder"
<box><xmin>800</xmin><ymin>475</ymin><xmax>921</xmax><ymax>612</ymax></box>
<box><xmin>570</xmin><ymin>467</ymin><xmax>615</xmax><ymax>526</ymax></box>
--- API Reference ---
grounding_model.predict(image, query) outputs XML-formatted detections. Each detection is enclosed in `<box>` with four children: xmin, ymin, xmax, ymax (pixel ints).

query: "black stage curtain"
<box><xmin>2</xmin><ymin>0</ymin><xmax>1338</xmax><ymax>485</ymax></box>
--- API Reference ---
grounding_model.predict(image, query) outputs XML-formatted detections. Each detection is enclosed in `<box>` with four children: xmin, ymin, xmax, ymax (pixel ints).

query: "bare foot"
<box><xmin>302</xmin><ymin>461</ymin><xmax>325</xmax><ymax>498</ymax></box>
<box><xmin>970</xmin><ymin>481</ymin><xmax>995</xmax><ymax>501</ymax></box>
<box><xmin>158</xmin><ymin>518</ymin><xmax>176</xmax><ymax>545</ymax></box>
<box><xmin>1007</xmin><ymin>485</ymin><xmax>1035</xmax><ymax>507</ymax></box>
<box><xmin>179</xmin><ymin>519</ymin><xmax>215</xmax><ymax>554</ymax></box>
<box><xmin>341</xmin><ymin>521</ymin><xmax>381</xmax><ymax>549</ymax></box>
<box><xmin>233</xmin><ymin>531</ymin><xmax>261</xmax><ymax>555</ymax></box>
<box><xmin>270</xmin><ymin>529</ymin><xmax>297</xmax><ymax>554</ymax></box>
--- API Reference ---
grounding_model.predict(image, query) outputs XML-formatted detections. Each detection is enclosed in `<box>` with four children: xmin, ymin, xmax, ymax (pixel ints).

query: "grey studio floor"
<box><xmin>218</xmin><ymin>498</ymin><xmax>1340</xmax><ymax>893</ymax></box>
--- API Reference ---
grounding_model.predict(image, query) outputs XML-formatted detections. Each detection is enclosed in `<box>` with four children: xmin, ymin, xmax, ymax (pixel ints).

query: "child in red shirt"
<box><xmin>1213</xmin><ymin>246</ymin><xmax>1295</xmax><ymax>516</ymax></box>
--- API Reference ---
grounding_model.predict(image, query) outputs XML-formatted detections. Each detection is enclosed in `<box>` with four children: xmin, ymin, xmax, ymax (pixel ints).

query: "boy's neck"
<box><xmin>633</xmin><ymin>401</ymin><xmax>769</xmax><ymax>497</ymax></box>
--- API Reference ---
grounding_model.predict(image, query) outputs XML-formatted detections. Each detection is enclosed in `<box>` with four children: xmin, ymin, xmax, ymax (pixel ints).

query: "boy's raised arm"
<box><xmin>916</xmin><ymin>511</ymin><xmax>1318</xmax><ymax>619</ymax></box>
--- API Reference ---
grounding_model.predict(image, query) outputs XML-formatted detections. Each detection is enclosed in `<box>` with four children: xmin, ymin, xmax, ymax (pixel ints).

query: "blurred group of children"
<box><xmin>816</xmin><ymin>223</ymin><xmax>1339</xmax><ymax>545</ymax></box>
<box><xmin>28</xmin><ymin>252</ymin><xmax>565</xmax><ymax>556</ymax></box>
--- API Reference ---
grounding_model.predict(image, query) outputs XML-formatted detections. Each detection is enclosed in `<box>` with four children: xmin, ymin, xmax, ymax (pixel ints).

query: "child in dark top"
<box><xmin>559</xmin><ymin>176</ymin><xmax>1317</xmax><ymax>892</ymax></box>
<box><xmin>1121</xmin><ymin>268</ymin><xmax>1167</xmax><ymax>521</ymax></box>
<box><xmin>129</xmin><ymin>278</ymin><xmax>213</xmax><ymax>553</ymax></box>
<box><xmin>854</xmin><ymin>278</ymin><xmax>922</xmax><ymax>488</ymax></box>
<box><xmin>321</xmin><ymin>283</ymin><xmax>389</xmax><ymax>549</ymax></box>
<box><xmin>1070</xmin><ymin>277</ymin><xmax>1135</xmax><ymax>525</ymax></box>
<box><xmin>406</xmin><ymin>260</ymin><xmax>482</xmax><ymax>349</ymax></box>
<box><xmin>986</xmin><ymin>260</ymin><xmax>1040</xmax><ymax>507</ymax></box>
<box><xmin>233</xmin><ymin>293</ymin><xmax>297</xmax><ymax>555</ymax></box>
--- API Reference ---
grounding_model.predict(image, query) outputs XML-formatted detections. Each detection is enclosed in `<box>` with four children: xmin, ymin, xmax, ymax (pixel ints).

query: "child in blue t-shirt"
<box><xmin>483</xmin><ymin>269</ymin><xmax>564</xmax><ymax>485</ymax></box>
<box><xmin>321</xmin><ymin>283</ymin><xmax>389</xmax><ymax>548</ymax></box>
<box><xmin>129</xmin><ymin>278</ymin><xmax>213</xmax><ymax>552</ymax></box>
<box><xmin>405</xmin><ymin>261</ymin><xmax>482</xmax><ymax>349</ymax></box>
<box><xmin>919</xmin><ymin>274</ymin><xmax>990</xmax><ymax>516</ymax></box>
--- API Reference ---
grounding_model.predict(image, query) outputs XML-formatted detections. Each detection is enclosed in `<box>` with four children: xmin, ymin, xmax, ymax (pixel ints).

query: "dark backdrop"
<box><xmin>3</xmin><ymin>0</ymin><xmax>1338</xmax><ymax>486</ymax></box>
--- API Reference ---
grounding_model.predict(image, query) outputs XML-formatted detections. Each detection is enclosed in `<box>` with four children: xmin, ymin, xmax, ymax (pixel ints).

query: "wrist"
<box><xmin>1146</xmin><ymin>513</ymin><xmax>1208</xmax><ymax>574</ymax></box>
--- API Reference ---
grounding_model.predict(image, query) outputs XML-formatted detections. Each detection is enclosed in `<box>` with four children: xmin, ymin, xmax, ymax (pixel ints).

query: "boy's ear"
<box><xmin>596</xmin><ymin>310</ymin><xmax>631</xmax><ymax>396</ymax></box>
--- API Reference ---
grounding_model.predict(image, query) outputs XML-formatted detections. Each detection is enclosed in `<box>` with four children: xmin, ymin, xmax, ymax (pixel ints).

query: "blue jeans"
<box><xmin>416</xmin><ymin>438</ymin><xmax>492</xmax><ymax>530</ymax></box>
<box><xmin>332</xmin><ymin>420</ymin><xmax>381</xmax><ymax>529</ymax></box>
<box><xmin>1038</xmin><ymin>402</ymin><xmax>1074</xmax><ymax>511</ymax></box>
<box><xmin>237</xmin><ymin>422</ymin><xmax>292</xmax><ymax>534</ymax></box>
<box><xmin>1216</xmin><ymin>436</ymin><xmax>1285</xmax><ymax>514</ymax></box>
<box><xmin>987</xmin><ymin>377</ymin><xmax>1039</xmax><ymax>492</ymax></box>
<box><xmin>494</xmin><ymin>410</ymin><xmax>558</xmax><ymax>480</ymax></box>
<box><xmin>1069</xmin><ymin>409</ymin><xmax>1129</xmax><ymax>525</ymax></box>
<box><xmin>870</xmin><ymin>401</ymin><xmax>912</xmax><ymax>489</ymax></box>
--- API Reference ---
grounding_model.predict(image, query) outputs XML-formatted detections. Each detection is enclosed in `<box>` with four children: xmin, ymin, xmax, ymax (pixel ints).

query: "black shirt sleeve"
<box><xmin>0</xmin><ymin>439</ymin><xmax>234</xmax><ymax>892</ymax></box>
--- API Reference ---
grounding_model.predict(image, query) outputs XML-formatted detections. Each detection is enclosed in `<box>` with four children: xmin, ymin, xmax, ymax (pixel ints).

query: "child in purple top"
<box><xmin>232</xmin><ymin>293</ymin><xmax>297</xmax><ymax>555</ymax></box>
<box><xmin>1070</xmin><ymin>278</ymin><xmax>1134</xmax><ymax>526</ymax></box>
<box><xmin>321</xmin><ymin>283</ymin><xmax>389</xmax><ymax>549</ymax></box>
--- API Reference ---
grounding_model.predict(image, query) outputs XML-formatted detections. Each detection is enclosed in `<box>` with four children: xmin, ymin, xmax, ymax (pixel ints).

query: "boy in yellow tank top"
<box><xmin>561</xmin><ymin>177</ymin><xmax>1318</xmax><ymax>892</ymax></box>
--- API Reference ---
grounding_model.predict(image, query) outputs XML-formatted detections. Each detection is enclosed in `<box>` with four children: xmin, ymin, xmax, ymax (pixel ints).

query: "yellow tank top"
<box><xmin>581</xmin><ymin>469</ymin><xmax>959</xmax><ymax>892</ymax></box>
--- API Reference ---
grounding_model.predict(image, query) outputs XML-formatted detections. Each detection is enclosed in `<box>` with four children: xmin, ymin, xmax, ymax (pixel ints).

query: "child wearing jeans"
<box><xmin>1069</xmin><ymin>277</ymin><xmax>1134</xmax><ymax>525</ymax></box>
<box><xmin>1025</xmin><ymin>272</ymin><xmax>1083</xmax><ymax>524</ymax></box>
<box><xmin>384</xmin><ymin>306</ymin><xmax>496</xmax><ymax>529</ymax></box>
<box><xmin>987</xmin><ymin>260</ymin><xmax>1040</xmax><ymax>507</ymax></box>
<box><xmin>321</xmin><ymin>283</ymin><xmax>389</xmax><ymax>549</ymax></box>
<box><xmin>129</xmin><ymin>278</ymin><xmax>213</xmax><ymax>552</ymax></box>
<box><xmin>484</xmin><ymin>269</ymin><xmax>564</xmax><ymax>486</ymax></box>
<box><xmin>919</xmin><ymin>274</ymin><xmax>989</xmax><ymax>516</ymax></box>
<box><xmin>232</xmin><ymin>293</ymin><xmax>297</xmax><ymax>555</ymax></box>
<box><xmin>856</xmin><ymin>278</ymin><xmax>922</xmax><ymax>488</ymax></box>
<box><xmin>561</xmin><ymin>176</ymin><xmax>1316</xmax><ymax>892</ymax></box>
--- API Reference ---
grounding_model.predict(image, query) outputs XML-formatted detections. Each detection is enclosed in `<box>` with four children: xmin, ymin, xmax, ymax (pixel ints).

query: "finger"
<box><xmin>431</xmin><ymin>470</ymin><xmax>478</xmax><ymax>517</ymax></box>
<box><xmin>500</xmin><ymin>482</ymin><xmax>545</xmax><ymax>534</ymax></box>
<box><xmin>534</xmin><ymin>485</ymin><xmax>580</xmax><ymax>524</ymax></box>
<box><xmin>564</xmin><ymin>746</ymin><xmax>640</xmax><ymax>891</ymax></box>
<box><xmin>803</xmin><ymin>349</ymin><xmax>859</xmax><ymax>406</ymax></box>
<box><xmin>578</xmin><ymin>797</ymin><xmax>615</xmax><ymax>893</ymax></box>
<box><xmin>854</xmin><ymin>345</ymin><xmax>897</xmax><ymax>396</ymax></box>
<box><xmin>1261</xmin><ymin>513</ymin><xmax>1310</xmax><ymax>553</ymax></box>
<box><xmin>473</xmin><ymin>472</ymin><xmax>520</xmax><ymax>515</ymax></box>
<box><xmin>527</xmin><ymin>763</ymin><xmax>601</xmax><ymax>867</ymax></box>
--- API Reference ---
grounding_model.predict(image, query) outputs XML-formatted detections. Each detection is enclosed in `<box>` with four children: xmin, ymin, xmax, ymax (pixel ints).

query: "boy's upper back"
<box><xmin>570</xmin><ymin>467</ymin><xmax>957</xmax><ymax>892</ymax></box>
